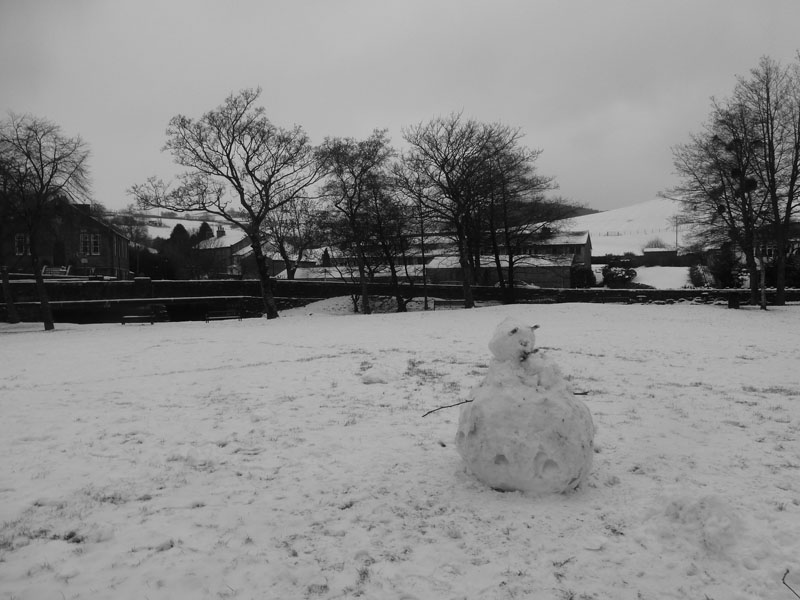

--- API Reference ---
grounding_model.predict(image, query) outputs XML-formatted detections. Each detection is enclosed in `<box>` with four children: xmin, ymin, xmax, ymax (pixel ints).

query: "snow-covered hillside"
<box><xmin>144</xmin><ymin>215</ymin><xmax>232</xmax><ymax>240</ymax></box>
<box><xmin>127</xmin><ymin>199</ymin><xmax>687</xmax><ymax>260</ymax></box>
<box><xmin>570</xmin><ymin>197</ymin><xmax>686</xmax><ymax>257</ymax></box>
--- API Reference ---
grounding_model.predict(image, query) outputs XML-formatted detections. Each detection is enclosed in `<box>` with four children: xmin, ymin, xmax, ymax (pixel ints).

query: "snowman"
<box><xmin>455</xmin><ymin>317</ymin><xmax>595</xmax><ymax>495</ymax></box>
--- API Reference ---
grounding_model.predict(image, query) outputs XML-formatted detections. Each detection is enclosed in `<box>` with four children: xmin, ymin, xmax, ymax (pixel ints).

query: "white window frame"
<box><xmin>14</xmin><ymin>233</ymin><xmax>30</xmax><ymax>256</ymax></box>
<box><xmin>80</xmin><ymin>232</ymin><xmax>102</xmax><ymax>256</ymax></box>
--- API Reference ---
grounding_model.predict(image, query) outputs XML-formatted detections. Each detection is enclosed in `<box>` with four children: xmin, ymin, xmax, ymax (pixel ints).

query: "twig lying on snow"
<box><xmin>784</xmin><ymin>570</ymin><xmax>800</xmax><ymax>599</ymax></box>
<box><xmin>422</xmin><ymin>399</ymin><xmax>473</xmax><ymax>417</ymax></box>
<box><xmin>422</xmin><ymin>391</ymin><xmax>591</xmax><ymax>417</ymax></box>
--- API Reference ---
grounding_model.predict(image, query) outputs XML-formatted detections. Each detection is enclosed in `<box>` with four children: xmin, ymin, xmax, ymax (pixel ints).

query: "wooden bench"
<box><xmin>121</xmin><ymin>304</ymin><xmax>169</xmax><ymax>325</ymax></box>
<box><xmin>594</xmin><ymin>296</ymin><xmax>632</xmax><ymax>304</ymax></box>
<box><xmin>432</xmin><ymin>299</ymin><xmax>464</xmax><ymax>310</ymax></box>
<box><xmin>520</xmin><ymin>297</ymin><xmax>558</xmax><ymax>304</ymax></box>
<box><xmin>205</xmin><ymin>309</ymin><xmax>242</xmax><ymax>322</ymax></box>
<box><xmin>42</xmin><ymin>266</ymin><xmax>70</xmax><ymax>276</ymax></box>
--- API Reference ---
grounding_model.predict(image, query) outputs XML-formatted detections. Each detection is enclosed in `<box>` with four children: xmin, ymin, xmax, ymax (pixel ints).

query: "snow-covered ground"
<box><xmin>632</xmin><ymin>266</ymin><xmax>691</xmax><ymax>289</ymax></box>
<box><xmin>591</xmin><ymin>265</ymin><xmax>691</xmax><ymax>289</ymax></box>
<box><xmin>2</xmin><ymin>300</ymin><xmax>799</xmax><ymax>599</ymax></box>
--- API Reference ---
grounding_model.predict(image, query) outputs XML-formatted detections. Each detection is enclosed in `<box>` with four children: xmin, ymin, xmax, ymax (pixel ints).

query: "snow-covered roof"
<box><xmin>514</xmin><ymin>255</ymin><xmax>575</xmax><ymax>268</ymax></box>
<box><xmin>425</xmin><ymin>255</ymin><xmax>463</xmax><ymax>270</ymax></box>
<box><xmin>195</xmin><ymin>230</ymin><xmax>249</xmax><ymax>250</ymax></box>
<box><xmin>264</xmin><ymin>247</ymin><xmax>328</xmax><ymax>263</ymax></box>
<box><xmin>275</xmin><ymin>263</ymin><xmax>426</xmax><ymax>280</ymax></box>
<box><xmin>536</xmin><ymin>231</ymin><xmax>590</xmax><ymax>246</ymax></box>
<box><xmin>642</xmin><ymin>247</ymin><xmax>677</xmax><ymax>254</ymax></box>
<box><xmin>426</xmin><ymin>254</ymin><xmax>572</xmax><ymax>270</ymax></box>
<box><xmin>275</xmin><ymin>267</ymin><xmax>339</xmax><ymax>280</ymax></box>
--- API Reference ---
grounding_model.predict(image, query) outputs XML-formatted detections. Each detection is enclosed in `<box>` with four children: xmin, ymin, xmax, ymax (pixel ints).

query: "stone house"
<box><xmin>194</xmin><ymin>225</ymin><xmax>252</xmax><ymax>278</ymax></box>
<box><xmin>2</xmin><ymin>198</ymin><xmax>130</xmax><ymax>279</ymax></box>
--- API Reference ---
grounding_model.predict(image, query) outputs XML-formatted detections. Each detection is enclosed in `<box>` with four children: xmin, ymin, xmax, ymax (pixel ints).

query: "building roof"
<box><xmin>195</xmin><ymin>229</ymin><xmax>248</xmax><ymax>249</ymax></box>
<box><xmin>275</xmin><ymin>266</ymin><xmax>346</xmax><ymax>280</ymax></box>
<box><xmin>535</xmin><ymin>231</ymin><xmax>590</xmax><ymax>246</ymax></box>
<box><xmin>233</xmin><ymin>245</ymin><xmax>254</xmax><ymax>258</ymax></box>
<box><xmin>426</xmin><ymin>254</ymin><xmax>573</xmax><ymax>270</ymax></box>
<box><xmin>514</xmin><ymin>255</ymin><xmax>576</xmax><ymax>267</ymax></box>
<box><xmin>66</xmin><ymin>201</ymin><xmax>130</xmax><ymax>241</ymax></box>
<box><xmin>642</xmin><ymin>247</ymin><xmax>678</xmax><ymax>254</ymax></box>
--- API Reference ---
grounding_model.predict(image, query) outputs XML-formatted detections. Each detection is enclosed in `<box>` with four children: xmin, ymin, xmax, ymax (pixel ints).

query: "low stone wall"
<box><xmin>2</xmin><ymin>277</ymin><xmax>798</xmax><ymax>323</ymax></box>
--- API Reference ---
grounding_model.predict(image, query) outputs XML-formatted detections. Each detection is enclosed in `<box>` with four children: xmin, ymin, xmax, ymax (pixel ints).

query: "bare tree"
<box><xmin>675</xmin><ymin>102</ymin><xmax>770</xmax><ymax>306</ymax></box>
<box><xmin>481</xmin><ymin>140</ymin><xmax>577</xmax><ymax>302</ymax></box>
<box><xmin>129</xmin><ymin>88</ymin><xmax>323</xmax><ymax>318</ymax></box>
<box><xmin>734</xmin><ymin>56</ymin><xmax>800</xmax><ymax>305</ymax></box>
<box><xmin>673</xmin><ymin>56</ymin><xmax>800</xmax><ymax>306</ymax></box>
<box><xmin>316</xmin><ymin>130</ymin><xmax>395</xmax><ymax>314</ymax></box>
<box><xmin>392</xmin><ymin>165</ymin><xmax>438</xmax><ymax>309</ymax></box>
<box><xmin>365</xmin><ymin>178</ymin><xmax>414</xmax><ymax>312</ymax></box>
<box><xmin>261</xmin><ymin>195</ymin><xmax>321</xmax><ymax>280</ymax></box>
<box><xmin>400</xmin><ymin>114</ymin><xmax>499</xmax><ymax>308</ymax></box>
<box><xmin>0</xmin><ymin>113</ymin><xmax>92</xmax><ymax>330</ymax></box>
<box><xmin>107</xmin><ymin>203</ymin><xmax>150</xmax><ymax>246</ymax></box>
<box><xmin>400</xmin><ymin>114</ymin><xmax>560</xmax><ymax>306</ymax></box>
<box><xmin>0</xmin><ymin>161</ymin><xmax>21</xmax><ymax>323</ymax></box>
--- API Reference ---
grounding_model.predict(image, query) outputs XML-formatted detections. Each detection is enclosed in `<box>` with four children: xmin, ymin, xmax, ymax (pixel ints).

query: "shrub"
<box><xmin>706</xmin><ymin>245</ymin><xmax>739</xmax><ymax>287</ymax></box>
<box><xmin>643</xmin><ymin>237</ymin><xmax>668</xmax><ymax>249</ymax></box>
<box><xmin>571</xmin><ymin>266</ymin><xmax>597</xmax><ymax>288</ymax></box>
<box><xmin>689</xmin><ymin>265</ymin><xmax>712</xmax><ymax>287</ymax></box>
<box><xmin>765</xmin><ymin>256</ymin><xmax>800</xmax><ymax>288</ymax></box>
<box><xmin>601</xmin><ymin>264</ymin><xmax>637</xmax><ymax>287</ymax></box>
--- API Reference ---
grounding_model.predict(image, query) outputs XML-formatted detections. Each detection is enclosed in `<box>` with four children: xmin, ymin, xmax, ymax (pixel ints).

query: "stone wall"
<box><xmin>3</xmin><ymin>277</ymin><xmax>798</xmax><ymax>323</ymax></box>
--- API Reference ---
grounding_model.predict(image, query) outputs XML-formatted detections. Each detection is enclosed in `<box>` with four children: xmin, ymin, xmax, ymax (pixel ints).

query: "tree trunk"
<box><xmin>1</xmin><ymin>267</ymin><xmax>21</xmax><ymax>324</ymax></box>
<box><xmin>379</xmin><ymin>241</ymin><xmax>407</xmax><ymax>313</ymax></box>
<box><xmin>355</xmin><ymin>246</ymin><xmax>371</xmax><ymax>315</ymax></box>
<box><xmin>278</xmin><ymin>246</ymin><xmax>296</xmax><ymax>281</ymax></box>
<box><xmin>744</xmin><ymin>254</ymin><xmax>760</xmax><ymax>305</ymax></box>
<box><xmin>487</xmin><ymin>205</ymin><xmax>507</xmax><ymax>301</ymax></box>
<box><xmin>756</xmin><ymin>238</ymin><xmax>768</xmax><ymax>310</ymax></box>
<box><xmin>506</xmin><ymin>255</ymin><xmax>517</xmax><ymax>304</ymax></box>
<box><xmin>30</xmin><ymin>251</ymin><xmax>55</xmax><ymax>331</ymax></box>
<box><xmin>470</xmin><ymin>241</ymin><xmax>481</xmax><ymax>285</ymax></box>
<box><xmin>773</xmin><ymin>224</ymin><xmax>787</xmax><ymax>305</ymax></box>
<box><xmin>251</xmin><ymin>241</ymin><xmax>279</xmax><ymax>319</ymax></box>
<box><xmin>774</xmin><ymin>251</ymin><xmax>786</xmax><ymax>305</ymax></box>
<box><xmin>457</xmin><ymin>235</ymin><xmax>475</xmax><ymax>309</ymax></box>
<box><xmin>416</xmin><ymin>205</ymin><xmax>429</xmax><ymax>310</ymax></box>
<box><xmin>490</xmin><ymin>233</ymin><xmax>512</xmax><ymax>304</ymax></box>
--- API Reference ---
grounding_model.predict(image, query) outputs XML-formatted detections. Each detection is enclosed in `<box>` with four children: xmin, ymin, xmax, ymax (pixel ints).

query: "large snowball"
<box><xmin>455</xmin><ymin>318</ymin><xmax>594</xmax><ymax>495</ymax></box>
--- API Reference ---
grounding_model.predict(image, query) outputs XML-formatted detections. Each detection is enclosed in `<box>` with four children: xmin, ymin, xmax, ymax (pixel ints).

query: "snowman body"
<box><xmin>455</xmin><ymin>318</ymin><xmax>594</xmax><ymax>495</ymax></box>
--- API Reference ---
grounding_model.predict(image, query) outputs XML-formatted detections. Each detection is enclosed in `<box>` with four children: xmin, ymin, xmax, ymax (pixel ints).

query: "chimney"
<box><xmin>216</xmin><ymin>225</ymin><xmax>225</xmax><ymax>238</ymax></box>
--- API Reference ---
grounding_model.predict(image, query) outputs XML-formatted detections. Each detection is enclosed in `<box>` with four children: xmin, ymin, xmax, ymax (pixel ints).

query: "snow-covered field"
<box><xmin>591</xmin><ymin>265</ymin><xmax>692</xmax><ymax>290</ymax></box>
<box><xmin>2</xmin><ymin>300</ymin><xmax>799</xmax><ymax>599</ymax></box>
<box><xmin>630</xmin><ymin>266</ymin><xmax>691</xmax><ymax>289</ymax></box>
<box><xmin>571</xmin><ymin>198</ymin><xmax>686</xmax><ymax>256</ymax></box>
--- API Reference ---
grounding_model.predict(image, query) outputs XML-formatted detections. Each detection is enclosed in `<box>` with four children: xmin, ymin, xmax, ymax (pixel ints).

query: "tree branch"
<box><xmin>422</xmin><ymin>399</ymin><xmax>473</xmax><ymax>417</ymax></box>
<box><xmin>785</xmin><ymin>570</ymin><xmax>800</xmax><ymax>600</ymax></box>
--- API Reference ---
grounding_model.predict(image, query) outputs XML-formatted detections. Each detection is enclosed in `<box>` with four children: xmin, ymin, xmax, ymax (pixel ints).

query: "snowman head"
<box><xmin>488</xmin><ymin>317</ymin><xmax>540</xmax><ymax>363</ymax></box>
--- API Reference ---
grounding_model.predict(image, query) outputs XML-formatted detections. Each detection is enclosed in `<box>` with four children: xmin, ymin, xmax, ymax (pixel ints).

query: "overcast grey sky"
<box><xmin>2</xmin><ymin>0</ymin><xmax>799</xmax><ymax>212</ymax></box>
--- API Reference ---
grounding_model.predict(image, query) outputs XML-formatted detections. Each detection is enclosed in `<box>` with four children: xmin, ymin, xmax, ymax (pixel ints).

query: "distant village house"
<box><xmin>1</xmin><ymin>198</ymin><xmax>130</xmax><ymax>279</ymax></box>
